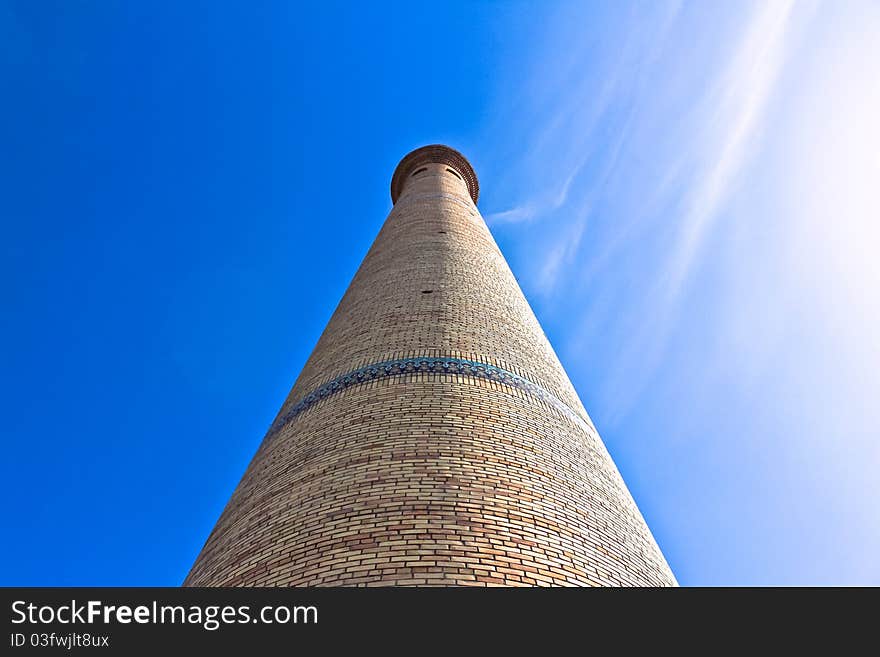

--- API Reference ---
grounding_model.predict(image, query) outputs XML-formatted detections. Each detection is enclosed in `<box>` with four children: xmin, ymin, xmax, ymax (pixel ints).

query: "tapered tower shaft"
<box><xmin>185</xmin><ymin>145</ymin><xmax>676</xmax><ymax>586</ymax></box>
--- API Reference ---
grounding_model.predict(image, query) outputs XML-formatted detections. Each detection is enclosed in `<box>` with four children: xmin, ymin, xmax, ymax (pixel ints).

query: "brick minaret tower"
<box><xmin>185</xmin><ymin>145</ymin><xmax>676</xmax><ymax>586</ymax></box>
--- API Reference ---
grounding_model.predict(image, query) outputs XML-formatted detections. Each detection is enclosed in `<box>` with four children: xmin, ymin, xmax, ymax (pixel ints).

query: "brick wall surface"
<box><xmin>185</xmin><ymin>145</ymin><xmax>676</xmax><ymax>587</ymax></box>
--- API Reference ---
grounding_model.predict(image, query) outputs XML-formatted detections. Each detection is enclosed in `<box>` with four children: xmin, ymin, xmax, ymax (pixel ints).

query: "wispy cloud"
<box><xmin>485</xmin><ymin>0</ymin><xmax>685</xmax><ymax>305</ymax></box>
<box><xmin>485</xmin><ymin>146</ymin><xmax>587</xmax><ymax>225</ymax></box>
<box><xmin>488</xmin><ymin>0</ymin><xmax>798</xmax><ymax>385</ymax></box>
<box><xmin>484</xmin><ymin>204</ymin><xmax>537</xmax><ymax>224</ymax></box>
<box><xmin>483</xmin><ymin>3</ymin><xmax>651</xmax><ymax>228</ymax></box>
<box><xmin>534</xmin><ymin>213</ymin><xmax>588</xmax><ymax>295</ymax></box>
<box><xmin>663</xmin><ymin>0</ymin><xmax>795</xmax><ymax>298</ymax></box>
<box><xmin>595</xmin><ymin>0</ymin><xmax>800</xmax><ymax>422</ymax></box>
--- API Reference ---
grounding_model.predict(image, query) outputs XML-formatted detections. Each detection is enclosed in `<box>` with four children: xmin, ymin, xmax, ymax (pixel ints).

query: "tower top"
<box><xmin>390</xmin><ymin>144</ymin><xmax>479</xmax><ymax>205</ymax></box>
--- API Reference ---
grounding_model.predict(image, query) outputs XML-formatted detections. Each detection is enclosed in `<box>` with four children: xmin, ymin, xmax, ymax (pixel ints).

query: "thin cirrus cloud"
<box><xmin>662</xmin><ymin>0</ymin><xmax>796</xmax><ymax>301</ymax></box>
<box><xmin>493</xmin><ymin>0</ymin><xmax>796</xmax><ymax>304</ymax></box>
<box><xmin>486</xmin><ymin>0</ymin><xmax>802</xmax><ymax>410</ymax></box>
<box><xmin>599</xmin><ymin>0</ymin><xmax>802</xmax><ymax>419</ymax></box>
<box><xmin>485</xmin><ymin>0</ymin><xmax>685</xmax><ymax>295</ymax></box>
<box><xmin>484</xmin><ymin>164</ymin><xmax>582</xmax><ymax>225</ymax></box>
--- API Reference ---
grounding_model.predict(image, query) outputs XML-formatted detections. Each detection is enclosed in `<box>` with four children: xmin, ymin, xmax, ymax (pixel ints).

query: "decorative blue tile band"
<box><xmin>265</xmin><ymin>356</ymin><xmax>592</xmax><ymax>440</ymax></box>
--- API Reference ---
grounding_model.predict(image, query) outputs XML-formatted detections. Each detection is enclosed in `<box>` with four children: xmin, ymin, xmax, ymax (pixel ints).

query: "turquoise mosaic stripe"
<box><xmin>266</xmin><ymin>356</ymin><xmax>591</xmax><ymax>439</ymax></box>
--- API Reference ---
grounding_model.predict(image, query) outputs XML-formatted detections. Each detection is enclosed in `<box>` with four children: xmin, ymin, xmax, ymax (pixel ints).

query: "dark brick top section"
<box><xmin>391</xmin><ymin>144</ymin><xmax>479</xmax><ymax>204</ymax></box>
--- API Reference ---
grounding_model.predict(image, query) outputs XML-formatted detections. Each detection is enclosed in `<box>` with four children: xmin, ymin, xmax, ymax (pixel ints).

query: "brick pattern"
<box><xmin>185</xmin><ymin>146</ymin><xmax>676</xmax><ymax>587</ymax></box>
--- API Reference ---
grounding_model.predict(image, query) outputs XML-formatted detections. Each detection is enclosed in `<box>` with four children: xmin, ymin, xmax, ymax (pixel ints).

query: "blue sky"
<box><xmin>2</xmin><ymin>1</ymin><xmax>877</xmax><ymax>586</ymax></box>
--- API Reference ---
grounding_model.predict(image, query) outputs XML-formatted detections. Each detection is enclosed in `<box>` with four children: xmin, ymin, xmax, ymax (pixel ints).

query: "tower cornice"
<box><xmin>390</xmin><ymin>144</ymin><xmax>479</xmax><ymax>204</ymax></box>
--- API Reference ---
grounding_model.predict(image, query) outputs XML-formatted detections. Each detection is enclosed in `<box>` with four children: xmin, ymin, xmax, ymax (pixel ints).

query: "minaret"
<box><xmin>185</xmin><ymin>145</ymin><xmax>676</xmax><ymax>586</ymax></box>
